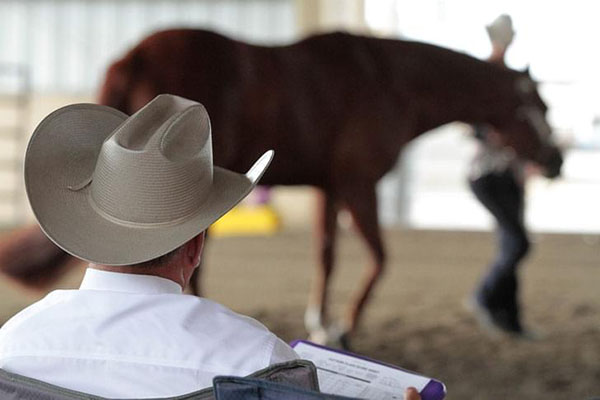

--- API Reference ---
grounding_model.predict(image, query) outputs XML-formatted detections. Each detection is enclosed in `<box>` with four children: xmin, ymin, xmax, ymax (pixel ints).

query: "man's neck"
<box><xmin>89</xmin><ymin>263</ymin><xmax>187</xmax><ymax>289</ymax></box>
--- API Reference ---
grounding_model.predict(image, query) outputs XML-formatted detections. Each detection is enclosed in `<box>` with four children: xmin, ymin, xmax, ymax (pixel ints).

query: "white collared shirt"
<box><xmin>0</xmin><ymin>268</ymin><xmax>298</xmax><ymax>398</ymax></box>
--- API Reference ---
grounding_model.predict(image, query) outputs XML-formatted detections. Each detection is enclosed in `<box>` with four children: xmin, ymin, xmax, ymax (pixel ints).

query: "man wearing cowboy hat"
<box><xmin>0</xmin><ymin>94</ymin><xmax>298</xmax><ymax>398</ymax></box>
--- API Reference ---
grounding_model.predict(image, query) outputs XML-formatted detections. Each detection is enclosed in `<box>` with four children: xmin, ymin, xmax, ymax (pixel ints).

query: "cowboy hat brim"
<box><xmin>25</xmin><ymin>103</ymin><xmax>273</xmax><ymax>265</ymax></box>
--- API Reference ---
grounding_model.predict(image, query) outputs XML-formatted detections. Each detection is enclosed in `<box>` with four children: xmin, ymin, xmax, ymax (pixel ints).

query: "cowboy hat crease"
<box><xmin>25</xmin><ymin>94</ymin><xmax>274</xmax><ymax>266</ymax></box>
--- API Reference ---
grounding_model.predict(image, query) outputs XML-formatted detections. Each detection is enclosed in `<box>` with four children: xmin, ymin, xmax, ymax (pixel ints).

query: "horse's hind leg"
<box><xmin>341</xmin><ymin>182</ymin><xmax>386</xmax><ymax>336</ymax></box>
<box><xmin>305</xmin><ymin>190</ymin><xmax>338</xmax><ymax>339</ymax></box>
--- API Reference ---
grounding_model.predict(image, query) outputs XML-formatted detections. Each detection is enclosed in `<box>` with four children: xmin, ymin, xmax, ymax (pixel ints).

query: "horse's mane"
<box><xmin>134</xmin><ymin>29</ymin><xmax>518</xmax><ymax>90</ymax></box>
<box><xmin>297</xmin><ymin>31</ymin><xmax>513</xmax><ymax>76</ymax></box>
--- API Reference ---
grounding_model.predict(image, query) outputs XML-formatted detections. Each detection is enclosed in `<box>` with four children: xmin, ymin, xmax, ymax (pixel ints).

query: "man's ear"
<box><xmin>184</xmin><ymin>232</ymin><xmax>206</xmax><ymax>268</ymax></box>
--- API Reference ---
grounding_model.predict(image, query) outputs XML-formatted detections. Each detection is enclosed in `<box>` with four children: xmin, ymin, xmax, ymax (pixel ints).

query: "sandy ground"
<box><xmin>0</xmin><ymin>229</ymin><xmax>598</xmax><ymax>400</ymax></box>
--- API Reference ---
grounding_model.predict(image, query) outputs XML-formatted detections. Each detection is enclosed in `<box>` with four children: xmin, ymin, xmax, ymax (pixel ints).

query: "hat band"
<box><xmin>87</xmin><ymin>188</ymin><xmax>209</xmax><ymax>229</ymax></box>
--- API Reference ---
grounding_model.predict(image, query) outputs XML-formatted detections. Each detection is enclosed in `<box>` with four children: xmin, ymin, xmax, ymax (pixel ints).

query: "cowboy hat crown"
<box><xmin>85</xmin><ymin>95</ymin><xmax>215</xmax><ymax>225</ymax></box>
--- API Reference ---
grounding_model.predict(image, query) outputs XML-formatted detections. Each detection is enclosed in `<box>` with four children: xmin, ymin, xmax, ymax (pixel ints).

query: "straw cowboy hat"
<box><xmin>486</xmin><ymin>14</ymin><xmax>515</xmax><ymax>48</ymax></box>
<box><xmin>25</xmin><ymin>94</ymin><xmax>273</xmax><ymax>265</ymax></box>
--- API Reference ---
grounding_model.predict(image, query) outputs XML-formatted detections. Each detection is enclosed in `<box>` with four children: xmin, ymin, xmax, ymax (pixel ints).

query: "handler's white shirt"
<box><xmin>0</xmin><ymin>268</ymin><xmax>298</xmax><ymax>398</ymax></box>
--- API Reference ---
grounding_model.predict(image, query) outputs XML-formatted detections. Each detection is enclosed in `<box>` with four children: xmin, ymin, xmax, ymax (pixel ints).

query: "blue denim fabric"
<box><xmin>213</xmin><ymin>376</ymin><xmax>357</xmax><ymax>400</ymax></box>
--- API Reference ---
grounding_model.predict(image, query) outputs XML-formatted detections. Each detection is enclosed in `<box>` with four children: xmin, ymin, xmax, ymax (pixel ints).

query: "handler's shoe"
<box><xmin>464</xmin><ymin>297</ymin><xmax>502</xmax><ymax>338</ymax></box>
<box><xmin>513</xmin><ymin>327</ymin><xmax>544</xmax><ymax>341</ymax></box>
<box><xmin>463</xmin><ymin>297</ymin><xmax>541</xmax><ymax>340</ymax></box>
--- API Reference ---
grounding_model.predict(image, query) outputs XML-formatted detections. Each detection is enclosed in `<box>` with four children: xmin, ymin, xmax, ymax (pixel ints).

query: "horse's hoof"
<box><xmin>307</xmin><ymin>325</ymin><xmax>352</xmax><ymax>350</ymax></box>
<box><xmin>325</xmin><ymin>323</ymin><xmax>352</xmax><ymax>350</ymax></box>
<box><xmin>307</xmin><ymin>328</ymin><xmax>329</xmax><ymax>345</ymax></box>
<box><xmin>337</xmin><ymin>332</ymin><xmax>352</xmax><ymax>351</ymax></box>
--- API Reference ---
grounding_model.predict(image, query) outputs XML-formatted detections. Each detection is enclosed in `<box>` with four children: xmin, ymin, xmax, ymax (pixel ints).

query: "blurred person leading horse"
<box><xmin>466</xmin><ymin>15</ymin><xmax>550</xmax><ymax>337</ymax></box>
<box><xmin>0</xmin><ymin>30</ymin><xmax>563</xmax><ymax>348</ymax></box>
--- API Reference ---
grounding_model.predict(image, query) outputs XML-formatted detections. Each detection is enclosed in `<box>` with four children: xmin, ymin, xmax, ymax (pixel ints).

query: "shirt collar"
<box><xmin>80</xmin><ymin>268</ymin><xmax>183</xmax><ymax>295</ymax></box>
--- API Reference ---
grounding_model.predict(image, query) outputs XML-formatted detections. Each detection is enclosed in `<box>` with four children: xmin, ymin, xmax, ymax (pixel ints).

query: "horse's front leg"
<box><xmin>305</xmin><ymin>190</ymin><xmax>338</xmax><ymax>342</ymax></box>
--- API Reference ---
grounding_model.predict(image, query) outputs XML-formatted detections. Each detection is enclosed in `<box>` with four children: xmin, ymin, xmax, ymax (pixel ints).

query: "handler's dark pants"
<box><xmin>469</xmin><ymin>170</ymin><xmax>530</xmax><ymax>331</ymax></box>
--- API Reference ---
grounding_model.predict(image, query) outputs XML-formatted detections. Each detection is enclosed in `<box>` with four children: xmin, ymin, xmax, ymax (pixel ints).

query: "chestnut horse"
<box><xmin>0</xmin><ymin>30</ymin><xmax>562</xmax><ymax>344</ymax></box>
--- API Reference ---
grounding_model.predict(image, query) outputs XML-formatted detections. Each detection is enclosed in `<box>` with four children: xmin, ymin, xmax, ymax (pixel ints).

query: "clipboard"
<box><xmin>291</xmin><ymin>340</ymin><xmax>446</xmax><ymax>400</ymax></box>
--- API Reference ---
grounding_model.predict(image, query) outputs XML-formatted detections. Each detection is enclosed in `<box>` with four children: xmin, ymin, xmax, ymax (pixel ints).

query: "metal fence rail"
<box><xmin>0</xmin><ymin>63</ymin><xmax>30</xmax><ymax>227</ymax></box>
<box><xmin>0</xmin><ymin>0</ymin><xmax>296</xmax><ymax>95</ymax></box>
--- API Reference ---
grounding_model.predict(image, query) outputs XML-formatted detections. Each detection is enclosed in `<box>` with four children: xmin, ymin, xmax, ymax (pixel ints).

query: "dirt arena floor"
<box><xmin>0</xmin><ymin>229</ymin><xmax>598</xmax><ymax>399</ymax></box>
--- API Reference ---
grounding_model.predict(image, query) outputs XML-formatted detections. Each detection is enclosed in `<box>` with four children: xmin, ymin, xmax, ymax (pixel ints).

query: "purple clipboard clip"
<box><xmin>290</xmin><ymin>340</ymin><xmax>446</xmax><ymax>400</ymax></box>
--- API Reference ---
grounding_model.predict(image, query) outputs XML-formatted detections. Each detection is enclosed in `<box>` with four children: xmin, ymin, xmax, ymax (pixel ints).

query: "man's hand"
<box><xmin>404</xmin><ymin>387</ymin><xmax>421</xmax><ymax>400</ymax></box>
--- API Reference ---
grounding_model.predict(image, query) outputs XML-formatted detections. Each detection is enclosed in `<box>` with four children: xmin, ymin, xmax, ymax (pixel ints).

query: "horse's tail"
<box><xmin>0</xmin><ymin>225</ymin><xmax>75</xmax><ymax>293</ymax></box>
<box><xmin>97</xmin><ymin>48</ymin><xmax>142</xmax><ymax>113</ymax></box>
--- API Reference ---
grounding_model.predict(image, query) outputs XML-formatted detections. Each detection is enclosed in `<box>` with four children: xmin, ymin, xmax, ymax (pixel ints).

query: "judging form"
<box><xmin>293</xmin><ymin>341</ymin><xmax>430</xmax><ymax>399</ymax></box>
